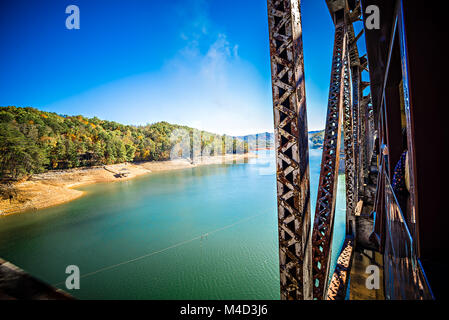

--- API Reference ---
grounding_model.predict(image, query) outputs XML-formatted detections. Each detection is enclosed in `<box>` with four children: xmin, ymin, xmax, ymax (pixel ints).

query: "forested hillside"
<box><xmin>0</xmin><ymin>106</ymin><xmax>246</xmax><ymax>180</ymax></box>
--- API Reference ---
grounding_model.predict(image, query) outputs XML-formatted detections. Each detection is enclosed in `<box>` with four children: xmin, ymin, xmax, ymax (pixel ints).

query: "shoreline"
<box><xmin>0</xmin><ymin>153</ymin><xmax>256</xmax><ymax>216</ymax></box>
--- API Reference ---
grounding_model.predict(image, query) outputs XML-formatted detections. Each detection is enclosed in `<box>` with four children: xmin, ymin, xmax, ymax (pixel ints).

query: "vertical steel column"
<box><xmin>364</xmin><ymin>98</ymin><xmax>373</xmax><ymax>176</ymax></box>
<box><xmin>357</xmin><ymin>94</ymin><xmax>368</xmax><ymax>191</ymax></box>
<box><xmin>343</xmin><ymin>51</ymin><xmax>356</xmax><ymax>230</ymax></box>
<box><xmin>345</xmin><ymin>22</ymin><xmax>361</xmax><ymax>236</ymax></box>
<box><xmin>358</xmin><ymin>57</ymin><xmax>369</xmax><ymax>183</ymax></box>
<box><xmin>351</xmin><ymin>65</ymin><xmax>361</xmax><ymax>201</ymax></box>
<box><xmin>359</xmin><ymin>97</ymin><xmax>367</xmax><ymax>179</ymax></box>
<box><xmin>267</xmin><ymin>0</ymin><xmax>313</xmax><ymax>300</ymax></box>
<box><xmin>311</xmin><ymin>22</ymin><xmax>347</xmax><ymax>300</ymax></box>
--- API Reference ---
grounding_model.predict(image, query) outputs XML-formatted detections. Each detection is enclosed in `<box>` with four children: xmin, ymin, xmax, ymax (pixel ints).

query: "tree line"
<box><xmin>0</xmin><ymin>106</ymin><xmax>247</xmax><ymax>180</ymax></box>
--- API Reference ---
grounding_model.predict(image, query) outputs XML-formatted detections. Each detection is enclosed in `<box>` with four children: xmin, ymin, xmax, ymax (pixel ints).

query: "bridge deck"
<box><xmin>0</xmin><ymin>258</ymin><xmax>73</xmax><ymax>300</ymax></box>
<box><xmin>349</xmin><ymin>249</ymin><xmax>384</xmax><ymax>300</ymax></box>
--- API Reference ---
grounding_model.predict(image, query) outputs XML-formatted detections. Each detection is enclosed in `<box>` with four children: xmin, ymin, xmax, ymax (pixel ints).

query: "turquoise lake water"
<box><xmin>0</xmin><ymin>149</ymin><xmax>346</xmax><ymax>299</ymax></box>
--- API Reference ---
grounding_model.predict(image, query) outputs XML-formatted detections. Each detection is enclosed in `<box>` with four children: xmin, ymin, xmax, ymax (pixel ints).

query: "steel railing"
<box><xmin>383</xmin><ymin>172</ymin><xmax>433</xmax><ymax>300</ymax></box>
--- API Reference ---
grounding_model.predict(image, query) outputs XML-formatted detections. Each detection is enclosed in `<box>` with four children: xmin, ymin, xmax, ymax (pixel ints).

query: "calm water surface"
<box><xmin>0</xmin><ymin>150</ymin><xmax>345</xmax><ymax>299</ymax></box>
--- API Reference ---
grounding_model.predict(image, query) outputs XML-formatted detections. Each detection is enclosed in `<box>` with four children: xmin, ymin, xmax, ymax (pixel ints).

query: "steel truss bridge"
<box><xmin>267</xmin><ymin>0</ymin><xmax>439</xmax><ymax>300</ymax></box>
<box><xmin>0</xmin><ymin>0</ymin><xmax>443</xmax><ymax>301</ymax></box>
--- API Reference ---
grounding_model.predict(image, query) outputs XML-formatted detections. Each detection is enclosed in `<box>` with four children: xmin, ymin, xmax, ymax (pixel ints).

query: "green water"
<box><xmin>0</xmin><ymin>150</ymin><xmax>346</xmax><ymax>299</ymax></box>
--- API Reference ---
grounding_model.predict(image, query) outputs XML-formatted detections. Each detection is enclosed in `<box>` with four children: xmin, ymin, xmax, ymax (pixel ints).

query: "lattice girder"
<box><xmin>267</xmin><ymin>0</ymin><xmax>313</xmax><ymax>300</ymax></box>
<box><xmin>311</xmin><ymin>22</ymin><xmax>347</xmax><ymax>300</ymax></box>
<box><xmin>326</xmin><ymin>236</ymin><xmax>354</xmax><ymax>300</ymax></box>
<box><xmin>343</xmin><ymin>50</ymin><xmax>357</xmax><ymax>234</ymax></box>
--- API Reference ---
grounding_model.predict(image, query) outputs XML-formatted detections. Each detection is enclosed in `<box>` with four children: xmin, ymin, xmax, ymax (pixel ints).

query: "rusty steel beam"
<box><xmin>344</xmin><ymin>27</ymin><xmax>366</xmax><ymax>235</ymax></box>
<box><xmin>359</xmin><ymin>82</ymin><xmax>373</xmax><ymax>184</ymax></box>
<box><xmin>346</xmin><ymin>22</ymin><xmax>360</xmax><ymax>67</ymax></box>
<box><xmin>356</xmin><ymin>56</ymin><xmax>368</xmax><ymax>186</ymax></box>
<box><xmin>348</xmin><ymin>1</ymin><xmax>362</xmax><ymax>23</ymax></box>
<box><xmin>344</xmin><ymin>23</ymin><xmax>365</xmax><ymax>236</ymax></box>
<box><xmin>358</xmin><ymin>86</ymin><xmax>367</xmax><ymax>184</ymax></box>
<box><xmin>343</xmin><ymin>52</ymin><xmax>357</xmax><ymax>235</ymax></box>
<box><xmin>267</xmin><ymin>0</ymin><xmax>313</xmax><ymax>300</ymax></box>
<box><xmin>326</xmin><ymin>236</ymin><xmax>354</xmax><ymax>300</ymax></box>
<box><xmin>352</xmin><ymin>66</ymin><xmax>361</xmax><ymax>200</ymax></box>
<box><xmin>347</xmin><ymin>20</ymin><xmax>361</xmax><ymax>210</ymax></box>
<box><xmin>311</xmin><ymin>22</ymin><xmax>347</xmax><ymax>300</ymax></box>
<box><xmin>325</xmin><ymin>0</ymin><xmax>346</xmax><ymax>24</ymax></box>
<box><xmin>362</xmin><ymin>94</ymin><xmax>375</xmax><ymax>175</ymax></box>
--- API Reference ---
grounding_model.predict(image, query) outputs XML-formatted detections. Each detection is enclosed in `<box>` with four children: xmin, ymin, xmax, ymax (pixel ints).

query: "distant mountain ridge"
<box><xmin>238</xmin><ymin>130</ymin><xmax>324</xmax><ymax>150</ymax></box>
<box><xmin>235</xmin><ymin>132</ymin><xmax>274</xmax><ymax>150</ymax></box>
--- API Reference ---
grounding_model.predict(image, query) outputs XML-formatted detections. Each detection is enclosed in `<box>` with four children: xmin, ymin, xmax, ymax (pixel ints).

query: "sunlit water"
<box><xmin>0</xmin><ymin>150</ymin><xmax>345</xmax><ymax>299</ymax></box>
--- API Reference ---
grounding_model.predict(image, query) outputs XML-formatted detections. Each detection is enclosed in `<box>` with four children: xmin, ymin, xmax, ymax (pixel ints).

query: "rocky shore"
<box><xmin>0</xmin><ymin>153</ymin><xmax>256</xmax><ymax>216</ymax></box>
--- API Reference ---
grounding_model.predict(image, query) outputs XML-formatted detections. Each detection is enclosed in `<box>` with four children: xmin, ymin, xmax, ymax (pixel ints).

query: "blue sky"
<box><xmin>0</xmin><ymin>0</ymin><xmax>364</xmax><ymax>135</ymax></box>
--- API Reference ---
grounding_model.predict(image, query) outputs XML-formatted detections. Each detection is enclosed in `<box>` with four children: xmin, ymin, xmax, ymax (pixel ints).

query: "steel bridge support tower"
<box><xmin>267</xmin><ymin>0</ymin><xmax>313</xmax><ymax>300</ymax></box>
